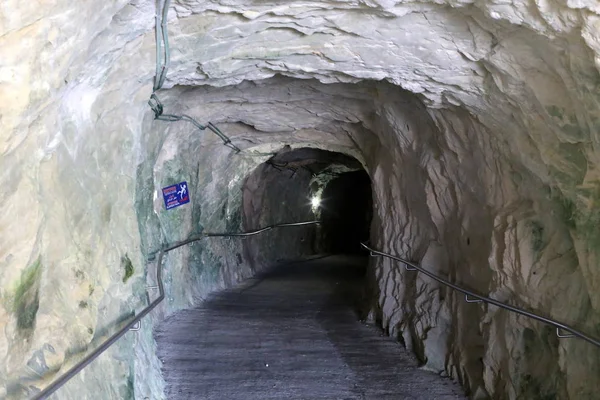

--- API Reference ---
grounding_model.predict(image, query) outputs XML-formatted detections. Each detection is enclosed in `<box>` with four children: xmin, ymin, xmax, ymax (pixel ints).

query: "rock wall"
<box><xmin>1</xmin><ymin>1</ymin><xmax>155</xmax><ymax>397</ymax></box>
<box><xmin>2</xmin><ymin>0</ymin><xmax>600</xmax><ymax>399</ymax></box>
<box><xmin>364</xmin><ymin>98</ymin><xmax>600</xmax><ymax>398</ymax></box>
<box><xmin>241</xmin><ymin>159</ymin><xmax>316</xmax><ymax>270</ymax></box>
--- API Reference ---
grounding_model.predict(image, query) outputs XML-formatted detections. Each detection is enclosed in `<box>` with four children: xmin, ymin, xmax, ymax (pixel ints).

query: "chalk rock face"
<box><xmin>1</xmin><ymin>0</ymin><xmax>600</xmax><ymax>399</ymax></box>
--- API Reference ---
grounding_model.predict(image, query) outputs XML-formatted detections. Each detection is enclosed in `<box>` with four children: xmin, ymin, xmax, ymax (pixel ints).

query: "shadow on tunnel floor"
<box><xmin>155</xmin><ymin>255</ymin><xmax>464</xmax><ymax>400</ymax></box>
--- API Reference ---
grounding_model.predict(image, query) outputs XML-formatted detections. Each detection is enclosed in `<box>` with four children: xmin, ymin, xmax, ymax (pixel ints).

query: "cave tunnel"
<box><xmin>241</xmin><ymin>146</ymin><xmax>373</xmax><ymax>260</ymax></box>
<box><xmin>4</xmin><ymin>1</ymin><xmax>600</xmax><ymax>399</ymax></box>
<box><xmin>318</xmin><ymin>170</ymin><xmax>373</xmax><ymax>254</ymax></box>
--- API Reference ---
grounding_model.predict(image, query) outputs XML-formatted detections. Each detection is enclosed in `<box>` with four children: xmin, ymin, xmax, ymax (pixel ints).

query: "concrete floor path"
<box><xmin>155</xmin><ymin>256</ymin><xmax>465</xmax><ymax>400</ymax></box>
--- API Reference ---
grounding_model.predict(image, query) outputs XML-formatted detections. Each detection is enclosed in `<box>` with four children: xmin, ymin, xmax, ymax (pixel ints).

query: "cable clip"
<box><xmin>148</xmin><ymin>93</ymin><xmax>165</xmax><ymax>119</ymax></box>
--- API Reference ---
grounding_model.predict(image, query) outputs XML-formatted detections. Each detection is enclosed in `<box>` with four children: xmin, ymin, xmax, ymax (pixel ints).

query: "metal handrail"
<box><xmin>205</xmin><ymin>220</ymin><xmax>319</xmax><ymax>237</ymax></box>
<box><xmin>32</xmin><ymin>220</ymin><xmax>320</xmax><ymax>399</ymax></box>
<box><xmin>361</xmin><ymin>242</ymin><xmax>600</xmax><ymax>348</ymax></box>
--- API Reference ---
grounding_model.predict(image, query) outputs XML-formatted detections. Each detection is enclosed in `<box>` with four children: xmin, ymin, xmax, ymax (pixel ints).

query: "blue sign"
<box><xmin>162</xmin><ymin>181</ymin><xmax>190</xmax><ymax>210</ymax></box>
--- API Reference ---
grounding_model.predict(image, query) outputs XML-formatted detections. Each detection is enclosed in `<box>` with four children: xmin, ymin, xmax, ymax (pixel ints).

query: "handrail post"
<box><xmin>556</xmin><ymin>327</ymin><xmax>575</xmax><ymax>339</ymax></box>
<box><xmin>404</xmin><ymin>263</ymin><xmax>417</xmax><ymax>271</ymax></box>
<box><xmin>465</xmin><ymin>294</ymin><xmax>483</xmax><ymax>303</ymax></box>
<box><xmin>129</xmin><ymin>321</ymin><xmax>141</xmax><ymax>331</ymax></box>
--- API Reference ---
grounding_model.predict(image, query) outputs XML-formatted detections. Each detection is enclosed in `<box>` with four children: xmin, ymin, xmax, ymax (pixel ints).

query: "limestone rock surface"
<box><xmin>1</xmin><ymin>0</ymin><xmax>600</xmax><ymax>399</ymax></box>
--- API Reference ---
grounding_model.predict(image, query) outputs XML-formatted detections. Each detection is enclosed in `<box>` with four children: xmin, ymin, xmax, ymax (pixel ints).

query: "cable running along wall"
<box><xmin>148</xmin><ymin>0</ymin><xmax>240</xmax><ymax>153</ymax></box>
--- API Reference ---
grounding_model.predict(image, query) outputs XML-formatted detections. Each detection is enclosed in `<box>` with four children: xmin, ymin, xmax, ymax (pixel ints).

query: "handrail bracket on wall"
<box><xmin>361</xmin><ymin>242</ymin><xmax>600</xmax><ymax>348</ymax></box>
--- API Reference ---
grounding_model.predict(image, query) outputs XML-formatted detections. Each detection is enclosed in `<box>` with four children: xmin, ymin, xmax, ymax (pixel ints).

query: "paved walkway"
<box><xmin>155</xmin><ymin>256</ymin><xmax>465</xmax><ymax>399</ymax></box>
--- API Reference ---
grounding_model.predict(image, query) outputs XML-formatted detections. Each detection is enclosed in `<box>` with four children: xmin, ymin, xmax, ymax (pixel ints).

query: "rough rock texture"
<box><xmin>242</xmin><ymin>154</ymin><xmax>315</xmax><ymax>269</ymax></box>
<box><xmin>2</xmin><ymin>0</ymin><xmax>600</xmax><ymax>399</ymax></box>
<box><xmin>155</xmin><ymin>256</ymin><xmax>465</xmax><ymax>399</ymax></box>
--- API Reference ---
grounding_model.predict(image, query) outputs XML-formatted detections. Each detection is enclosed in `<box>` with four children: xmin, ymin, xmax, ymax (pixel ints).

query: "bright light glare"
<box><xmin>311</xmin><ymin>196</ymin><xmax>321</xmax><ymax>209</ymax></box>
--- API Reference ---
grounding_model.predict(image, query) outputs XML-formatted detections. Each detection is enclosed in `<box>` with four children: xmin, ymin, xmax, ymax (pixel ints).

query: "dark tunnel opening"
<box><xmin>240</xmin><ymin>147</ymin><xmax>373</xmax><ymax>268</ymax></box>
<box><xmin>318</xmin><ymin>170</ymin><xmax>373</xmax><ymax>254</ymax></box>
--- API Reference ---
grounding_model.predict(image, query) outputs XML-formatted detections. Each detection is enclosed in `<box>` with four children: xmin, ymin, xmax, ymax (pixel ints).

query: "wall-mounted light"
<box><xmin>311</xmin><ymin>195</ymin><xmax>321</xmax><ymax>211</ymax></box>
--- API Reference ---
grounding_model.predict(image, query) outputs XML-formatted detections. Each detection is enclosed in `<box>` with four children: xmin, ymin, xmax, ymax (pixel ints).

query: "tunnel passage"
<box><xmin>318</xmin><ymin>170</ymin><xmax>372</xmax><ymax>254</ymax></box>
<box><xmin>240</xmin><ymin>146</ymin><xmax>369</xmax><ymax>269</ymax></box>
<box><xmin>5</xmin><ymin>0</ymin><xmax>600</xmax><ymax>398</ymax></box>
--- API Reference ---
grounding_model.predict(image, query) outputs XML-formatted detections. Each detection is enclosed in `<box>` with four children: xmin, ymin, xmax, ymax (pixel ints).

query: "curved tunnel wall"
<box><xmin>2</xmin><ymin>1</ymin><xmax>600</xmax><ymax>399</ymax></box>
<box><xmin>241</xmin><ymin>153</ymin><xmax>316</xmax><ymax>270</ymax></box>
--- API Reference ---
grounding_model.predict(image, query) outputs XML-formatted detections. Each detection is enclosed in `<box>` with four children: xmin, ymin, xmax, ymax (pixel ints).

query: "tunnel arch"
<box><xmin>240</xmin><ymin>146</ymin><xmax>374</xmax><ymax>270</ymax></box>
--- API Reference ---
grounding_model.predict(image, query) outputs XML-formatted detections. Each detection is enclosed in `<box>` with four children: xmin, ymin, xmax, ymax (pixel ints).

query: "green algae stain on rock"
<box><xmin>517</xmin><ymin>327</ymin><xmax>562</xmax><ymax>400</ymax></box>
<box><xmin>121</xmin><ymin>254</ymin><xmax>134</xmax><ymax>283</ymax></box>
<box><xmin>552</xmin><ymin>183</ymin><xmax>600</xmax><ymax>254</ymax></box>
<box><xmin>545</xmin><ymin>106</ymin><xmax>588</xmax><ymax>141</ymax></box>
<box><xmin>572</xmin><ymin>184</ymin><xmax>600</xmax><ymax>254</ymax></box>
<box><xmin>551</xmin><ymin>190</ymin><xmax>576</xmax><ymax>229</ymax></box>
<box><xmin>549</xmin><ymin>143</ymin><xmax>588</xmax><ymax>187</ymax></box>
<box><xmin>13</xmin><ymin>257</ymin><xmax>42</xmax><ymax>333</ymax></box>
<box><xmin>527</xmin><ymin>220</ymin><xmax>545</xmax><ymax>253</ymax></box>
<box><xmin>558</xmin><ymin>143</ymin><xmax>587</xmax><ymax>182</ymax></box>
<box><xmin>546</xmin><ymin>105</ymin><xmax>562</xmax><ymax>118</ymax></box>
